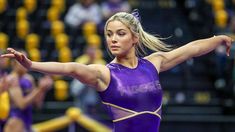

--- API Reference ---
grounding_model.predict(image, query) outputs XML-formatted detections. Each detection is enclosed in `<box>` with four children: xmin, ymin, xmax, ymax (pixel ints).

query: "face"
<box><xmin>105</xmin><ymin>20</ymin><xmax>138</xmax><ymax>57</ymax></box>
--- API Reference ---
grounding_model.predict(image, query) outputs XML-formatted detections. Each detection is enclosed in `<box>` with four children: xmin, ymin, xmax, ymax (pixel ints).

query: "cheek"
<box><xmin>105</xmin><ymin>38</ymin><xmax>111</xmax><ymax>46</ymax></box>
<box><xmin>120</xmin><ymin>37</ymin><xmax>133</xmax><ymax>47</ymax></box>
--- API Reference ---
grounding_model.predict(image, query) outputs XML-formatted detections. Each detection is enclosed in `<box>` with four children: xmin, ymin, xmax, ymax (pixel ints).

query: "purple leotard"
<box><xmin>9</xmin><ymin>76</ymin><xmax>33</xmax><ymax>132</ymax></box>
<box><xmin>99</xmin><ymin>58</ymin><xmax>163</xmax><ymax>132</ymax></box>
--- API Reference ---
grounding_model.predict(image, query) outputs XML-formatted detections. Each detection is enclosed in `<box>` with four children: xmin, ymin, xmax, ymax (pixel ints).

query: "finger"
<box><xmin>7</xmin><ymin>48</ymin><xmax>16</xmax><ymax>54</ymax></box>
<box><xmin>7</xmin><ymin>48</ymin><xmax>24</xmax><ymax>61</ymax></box>
<box><xmin>0</xmin><ymin>54</ymin><xmax>15</xmax><ymax>58</ymax></box>
<box><xmin>7</xmin><ymin>48</ymin><xmax>21</xmax><ymax>57</ymax></box>
<box><xmin>226</xmin><ymin>46</ymin><xmax>231</xmax><ymax>56</ymax></box>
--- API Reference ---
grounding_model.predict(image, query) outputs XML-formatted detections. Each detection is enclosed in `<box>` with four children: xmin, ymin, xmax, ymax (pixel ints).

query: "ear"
<box><xmin>132</xmin><ymin>34</ymin><xmax>139</xmax><ymax>44</ymax></box>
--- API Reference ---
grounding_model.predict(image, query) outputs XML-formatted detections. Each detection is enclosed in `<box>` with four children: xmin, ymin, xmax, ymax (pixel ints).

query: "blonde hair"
<box><xmin>104</xmin><ymin>12</ymin><xmax>172</xmax><ymax>56</ymax></box>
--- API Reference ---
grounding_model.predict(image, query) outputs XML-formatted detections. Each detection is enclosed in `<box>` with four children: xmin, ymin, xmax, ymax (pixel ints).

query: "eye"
<box><xmin>118</xmin><ymin>32</ymin><xmax>126</xmax><ymax>36</ymax></box>
<box><xmin>106</xmin><ymin>32</ymin><xmax>112</xmax><ymax>37</ymax></box>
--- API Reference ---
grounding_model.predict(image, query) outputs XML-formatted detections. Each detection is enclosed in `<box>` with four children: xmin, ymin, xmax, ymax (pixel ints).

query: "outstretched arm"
<box><xmin>0</xmin><ymin>48</ymin><xmax>108</xmax><ymax>88</ymax></box>
<box><xmin>146</xmin><ymin>35</ymin><xmax>233</xmax><ymax>72</ymax></box>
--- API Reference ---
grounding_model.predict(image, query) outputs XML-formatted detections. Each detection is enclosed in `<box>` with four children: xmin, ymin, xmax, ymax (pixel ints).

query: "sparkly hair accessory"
<box><xmin>131</xmin><ymin>9</ymin><xmax>141</xmax><ymax>22</ymax></box>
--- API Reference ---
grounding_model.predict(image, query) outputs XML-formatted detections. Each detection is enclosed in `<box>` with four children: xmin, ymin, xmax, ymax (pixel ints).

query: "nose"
<box><xmin>111</xmin><ymin>35</ymin><xmax>117</xmax><ymax>43</ymax></box>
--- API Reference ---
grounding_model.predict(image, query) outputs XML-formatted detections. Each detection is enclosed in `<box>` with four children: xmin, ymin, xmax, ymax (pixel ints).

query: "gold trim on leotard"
<box><xmin>102</xmin><ymin>101</ymin><xmax>161</xmax><ymax>122</ymax></box>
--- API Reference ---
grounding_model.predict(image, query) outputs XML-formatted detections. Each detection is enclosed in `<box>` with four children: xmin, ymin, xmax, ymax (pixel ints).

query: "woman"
<box><xmin>2</xmin><ymin>58</ymin><xmax>53</xmax><ymax>132</ymax></box>
<box><xmin>1</xmin><ymin>10</ymin><xmax>233</xmax><ymax>132</ymax></box>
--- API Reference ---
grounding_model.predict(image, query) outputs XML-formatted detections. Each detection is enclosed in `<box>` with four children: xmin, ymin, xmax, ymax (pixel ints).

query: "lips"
<box><xmin>110</xmin><ymin>45</ymin><xmax>120</xmax><ymax>50</ymax></box>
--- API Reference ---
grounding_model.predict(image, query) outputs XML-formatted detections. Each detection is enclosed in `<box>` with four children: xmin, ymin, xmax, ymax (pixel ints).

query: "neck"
<box><xmin>114</xmin><ymin>55</ymin><xmax>138</xmax><ymax>68</ymax></box>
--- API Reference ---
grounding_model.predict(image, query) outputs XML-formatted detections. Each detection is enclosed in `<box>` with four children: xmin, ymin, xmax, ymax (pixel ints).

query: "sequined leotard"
<box><xmin>9</xmin><ymin>76</ymin><xmax>33</xmax><ymax>132</ymax></box>
<box><xmin>99</xmin><ymin>58</ymin><xmax>163</xmax><ymax>132</ymax></box>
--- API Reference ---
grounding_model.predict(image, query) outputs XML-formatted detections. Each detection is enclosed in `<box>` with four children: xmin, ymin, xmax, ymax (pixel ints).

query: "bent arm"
<box><xmin>32</xmin><ymin>75</ymin><xmax>53</xmax><ymax>108</ymax></box>
<box><xmin>147</xmin><ymin>35</ymin><xmax>233</xmax><ymax>72</ymax></box>
<box><xmin>10</xmin><ymin>87</ymin><xmax>46</xmax><ymax>110</ymax></box>
<box><xmin>8</xmin><ymin>77</ymin><xmax>46</xmax><ymax>110</ymax></box>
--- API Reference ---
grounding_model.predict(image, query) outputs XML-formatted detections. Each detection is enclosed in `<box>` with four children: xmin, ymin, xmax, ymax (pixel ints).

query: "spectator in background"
<box><xmin>214</xmin><ymin>44</ymin><xmax>227</xmax><ymax>89</ymax></box>
<box><xmin>3</xmin><ymin>52</ymin><xmax>53</xmax><ymax>132</ymax></box>
<box><xmin>70</xmin><ymin>45</ymin><xmax>106</xmax><ymax>114</ymax></box>
<box><xmin>101</xmin><ymin>0</ymin><xmax>131</xmax><ymax>20</ymax></box>
<box><xmin>64</xmin><ymin>0</ymin><xmax>102</xmax><ymax>29</ymax></box>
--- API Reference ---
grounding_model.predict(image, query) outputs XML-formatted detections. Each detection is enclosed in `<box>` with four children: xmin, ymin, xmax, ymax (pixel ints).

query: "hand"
<box><xmin>217</xmin><ymin>35</ymin><xmax>234</xmax><ymax>56</ymax></box>
<box><xmin>38</xmin><ymin>76</ymin><xmax>53</xmax><ymax>92</ymax></box>
<box><xmin>0</xmin><ymin>48</ymin><xmax>32</xmax><ymax>69</ymax></box>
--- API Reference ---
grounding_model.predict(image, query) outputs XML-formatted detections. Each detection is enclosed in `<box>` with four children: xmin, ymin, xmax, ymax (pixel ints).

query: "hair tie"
<box><xmin>131</xmin><ymin>9</ymin><xmax>141</xmax><ymax>22</ymax></box>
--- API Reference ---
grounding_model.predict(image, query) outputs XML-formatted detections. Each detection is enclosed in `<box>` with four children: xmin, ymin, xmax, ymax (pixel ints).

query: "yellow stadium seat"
<box><xmin>51</xmin><ymin>21</ymin><xmax>65</xmax><ymax>38</ymax></box>
<box><xmin>0</xmin><ymin>92</ymin><xmax>10</xmax><ymax>120</ymax></box>
<box><xmin>47</xmin><ymin>6</ymin><xmax>60</xmax><ymax>23</ymax></box>
<box><xmin>58</xmin><ymin>46</ymin><xmax>72</xmax><ymax>62</ymax></box>
<box><xmin>212</xmin><ymin>0</ymin><xmax>224</xmax><ymax>11</ymax></box>
<box><xmin>82</xmin><ymin>22</ymin><xmax>97</xmax><ymax>39</ymax></box>
<box><xmin>24</xmin><ymin>0</ymin><xmax>37</xmax><ymax>14</ymax></box>
<box><xmin>87</xmin><ymin>34</ymin><xmax>102</xmax><ymax>48</ymax></box>
<box><xmin>28</xmin><ymin>48</ymin><xmax>41</xmax><ymax>61</ymax></box>
<box><xmin>0</xmin><ymin>0</ymin><xmax>7</xmax><ymax>13</ymax></box>
<box><xmin>54</xmin><ymin>80</ymin><xmax>68</xmax><ymax>101</ymax></box>
<box><xmin>0</xmin><ymin>32</ymin><xmax>9</xmax><ymax>49</ymax></box>
<box><xmin>25</xmin><ymin>33</ymin><xmax>40</xmax><ymax>50</ymax></box>
<box><xmin>215</xmin><ymin>9</ymin><xmax>228</xmax><ymax>28</ymax></box>
<box><xmin>16</xmin><ymin>20</ymin><xmax>30</xmax><ymax>39</ymax></box>
<box><xmin>194</xmin><ymin>92</ymin><xmax>211</xmax><ymax>104</ymax></box>
<box><xmin>51</xmin><ymin>0</ymin><xmax>65</xmax><ymax>13</ymax></box>
<box><xmin>16</xmin><ymin>7</ymin><xmax>27</xmax><ymax>22</ymax></box>
<box><xmin>55</xmin><ymin>33</ymin><xmax>69</xmax><ymax>50</ymax></box>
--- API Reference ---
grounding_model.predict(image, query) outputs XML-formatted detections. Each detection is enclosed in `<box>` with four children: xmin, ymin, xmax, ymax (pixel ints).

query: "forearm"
<box><xmin>158</xmin><ymin>35</ymin><xmax>232</xmax><ymax>72</ymax></box>
<box><xmin>34</xmin><ymin>90</ymin><xmax>46</xmax><ymax>108</ymax></box>
<box><xmin>190</xmin><ymin>35</ymin><xmax>227</xmax><ymax>57</ymax></box>
<box><xmin>14</xmin><ymin>88</ymin><xmax>45</xmax><ymax>110</ymax></box>
<box><xmin>30</xmin><ymin>62</ymin><xmax>75</xmax><ymax>76</ymax></box>
<box><xmin>30</xmin><ymin>62</ymin><xmax>99</xmax><ymax>83</ymax></box>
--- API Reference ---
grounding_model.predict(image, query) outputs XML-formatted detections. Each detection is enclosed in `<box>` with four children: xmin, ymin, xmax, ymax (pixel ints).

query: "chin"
<box><xmin>111</xmin><ymin>51</ymin><xmax>123</xmax><ymax>56</ymax></box>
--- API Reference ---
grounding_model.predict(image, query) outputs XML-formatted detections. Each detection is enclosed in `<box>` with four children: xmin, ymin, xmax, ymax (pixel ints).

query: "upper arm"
<box><xmin>69</xmin><ymin>63</ymin><xmax>110</xmax><ymax>91</ymax></box>
<box><xmin>146</xmin><ymin>44</ymin><xmax>198</xmax><ymax>72</ymax></box>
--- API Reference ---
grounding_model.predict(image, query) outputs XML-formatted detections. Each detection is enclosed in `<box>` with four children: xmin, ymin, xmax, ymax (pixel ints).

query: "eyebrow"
<box><xmin>106</xmin><ymin>29</ymin><xmax>126</xmax><ymax>32</ymax></box>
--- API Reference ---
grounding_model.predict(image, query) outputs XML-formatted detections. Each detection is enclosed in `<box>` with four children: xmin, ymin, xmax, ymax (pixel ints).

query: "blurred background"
<box><xmin>0</xmin><ymin>0</ymin><xmax>235</xmax><ymax>132</ymax></box>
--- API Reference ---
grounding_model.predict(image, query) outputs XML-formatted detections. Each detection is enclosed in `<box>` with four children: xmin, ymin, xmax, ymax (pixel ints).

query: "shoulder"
<box><xmin>88</xmin><ymin>64</ymin><xmax>110</xmax><ymax>79</ymax></box>
<box><xmin>144</xmin><ymin>52</ymin><xmax>166</xmax><ymax>72</ymax></box>
<box><xmin>7</xmin><ymin>74</ymin><xmax>20</xmax><ymax>90</ymax></box>
<box><xmin>88</xmin><ymin>64</ymin><xmax>109</xmax><ymax>71</ymax></box>
<box><xmin>88</xmin><ymin>64</ymin><xmax>111</xmax><ymax>91</ymax></box>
